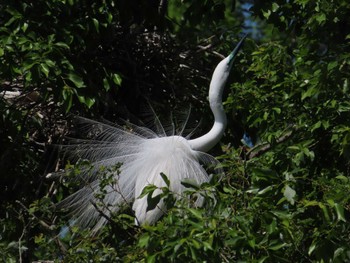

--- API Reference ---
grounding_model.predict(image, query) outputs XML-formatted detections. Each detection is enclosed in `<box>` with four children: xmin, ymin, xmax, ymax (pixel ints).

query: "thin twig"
<box><xmin>247</xmin><ymin>126</ymin><xmax>296</xmax><ymax>159</ymax></box>
<box><xmin>16</xmin><ymin>200</ymin><xmax>55</xmax><ymax>231</ymax></box>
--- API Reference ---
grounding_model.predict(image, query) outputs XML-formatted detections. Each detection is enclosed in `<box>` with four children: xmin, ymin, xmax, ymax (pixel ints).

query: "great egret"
<box><xmin>56</xmin><ymin>36</ymin><xmax>246</xmax><ymax>233</ymax></box>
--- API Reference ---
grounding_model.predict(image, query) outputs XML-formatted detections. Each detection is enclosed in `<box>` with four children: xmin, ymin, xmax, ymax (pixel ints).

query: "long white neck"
<box><xmin>188</xmin><ymin>55</ymin><xmax>234</xmax><ymax>152</ymax></box>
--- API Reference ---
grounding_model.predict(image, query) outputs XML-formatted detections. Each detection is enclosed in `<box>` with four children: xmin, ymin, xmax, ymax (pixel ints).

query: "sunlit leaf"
<box><xmin>139</xmin><ymin>184</ymin><xmax>157</xmax><ymax>199</ymax></box>
<box><xmin>92</xmin><ymin>18</ymin><xmax>99</xmax><ymax>33</ymax></box>
<box><xmin>40</xmin><ymin>63</ymin><xmax>49</xmax><ymax>77</ymax></box>
<box><xmin>334</xmin><ymin>203</ymin><xmax>346</xmax><ymax>222</ymax></box>
<box><xmin>67</xmin><ymin>72</ymin><xmax>85</xmax><ymax>88</ymax></box>
<box><xmin>283</xmin><ymin>185</ymin><xmax>296</xmax><ymax>205</ymax></box>
<box><xmin>112</xmin><ymin>73</ymin><xmax>122</xmax><ymax>86</ymax></box>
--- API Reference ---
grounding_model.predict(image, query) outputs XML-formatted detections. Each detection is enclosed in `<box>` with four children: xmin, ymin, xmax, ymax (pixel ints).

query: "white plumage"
<box><xmin>57</xmin><ymin>36</ymin><xmax>246</xmax><ymax>232</ymax></box>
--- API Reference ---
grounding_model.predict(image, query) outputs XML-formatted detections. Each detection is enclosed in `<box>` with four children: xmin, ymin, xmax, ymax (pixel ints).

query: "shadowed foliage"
<box><xmin>1</xmin><ymin>0</ymin><xmax>349</xmax><ymax>262</ymax></box>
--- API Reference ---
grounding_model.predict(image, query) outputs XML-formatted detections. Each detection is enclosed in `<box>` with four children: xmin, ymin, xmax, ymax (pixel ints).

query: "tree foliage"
<box><xmin>1</xmin><ymin>0</ymin><xmax>350</xmax><ymax>262</ymax></box>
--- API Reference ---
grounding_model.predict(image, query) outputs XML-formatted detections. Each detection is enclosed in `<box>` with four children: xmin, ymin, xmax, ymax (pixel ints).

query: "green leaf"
<box><xmin>258</xmin><ymin>256</ymin><xmax>269</xmax><ymax>263</ymax></box>
<box><xmin>25</xmin><ymin>71</ymin><xmax>32</xmax><ymax>82</ymax></box>
<box><xmin>103</xmin><ymin>78</ymin><xmax>110</xmax><ymax>91</ymax></box>
<box><xmin>267</xmin><ymin>219</ymin><xmax>277</xmax><ymax>234</ymax></box>
<box><xmin>338</xmin><ymin>102</ymin><xmax>350</xmax><ymax>112</ymax></box>
<box><xmin>54</xmin><ymin>42</ymin><xmax>70</xmax><ymax>49</ymax></box>
<box><xmin>287</xmin><ymin>145</ymin><xmax>300</xmax><ymax>151</ymax></box>
<box><xmin>62</xmin><ymin>85</ymin><xmax>74</xmax><ymax>112</ymax></box>
<box><xmin>0</xmin><ymin>48</ymin><xmax>4</xmax><ymax>57</ymax></box>
<box><xmin>202</xmin><ymin>241</ymin><xmax>213</xmax><ymax>251</ymax></box>
<box><xmin>21</xmin><ymin>22</ymin><xmax>28</xmax><ymax>32</ymax></box>
<box><xmin>187</xmin><ymin>208</ymin><xmax>202</xmax><ymax>219</ymax></box>
<box><xmin>191</xmin><ymin>239</ymin><xmax>201</xmax><ymax>249</ymax></box>
<box><xmin>76</xmin><ymin>95</ymin><xmax>95</xmax><ymax>108</ymax></box>
<box><xmin>269</xmin><ymin>242</ymin><xmax>287</xmax><ymax>251</ymax></box>
<box><xmin>334</xmin><ymin>247</ymin><xmax>347</xmax><ymax>260</ymax></box>
<box><xmin>146</xmin><ymin>254</ymin><xmax>156</xmax><ymax>263</ymax></box>
<box><xmin>318</xmin><ymin>203</ymin><xmax>331</xmax><ymax>222</ymax></box>
<box><xmin>311</xmin><ymin>121</ymin><xmax>322</xmax><ymax>132</ymax></box>
<box><xmin>248</xmin><ymin>238</ymin><xmax>256</xmax><ymax>248</ymax></box>
<box><xmin>40</xmin><ymin>63</ymin><xmax>50</xmax><ymax>77</ymax></box>
<box><xmin>327</xmin><ymin>61</ymin><xmax>338</xmax><ymax>71</ymax></box>
<box><xmin>302</xmin><ymin>200</ymin><xmax>319</xmax><ymax>207</ymax></box>
<box><xmin>302</xmin><ymin>86</ymin><xmax>318</xmax><ymax>100</ymax></box>
<box><xmin>23</xmin><ymin>60</ymin><xmax>37</xmax><ymax>71</ymax></box>
<box><xmin>5</xmin><ymin>16</ymin><xmax>19</xmax><ymax>27</ymax></box>
<box><xmin>45</xmin><ymin>59</ymin><xmax>56</xmax><ymax>68</ymax></box>
<box><xmin>262</xmin><ymin>9</ymin><xmax>271</xmax><ymax>19</ymax></box>
<box><xmin>92</xmin><ymin>18</ymin><xmax>99</xmax><ymax>33</ymax></box>
<box><xmin>181</xmin><ymin>179</ymin><xmax>200</xmax><ymax>190</ymax></box>
<box><xmin>334</xmin><ymin>203</ymin><xmax>346</xmax><ymax>222</ymax></box>
<box><xmin>139</xmin><ymin>184</ymin><xmax>157</xmax><ymax>199</ymax></box>
<box><xmin>160</xmin><ymin>173</ymin><xmax>170</xmax><ymax>187</ymax></box>
<box><xmin>138</xmin><ymin>234</ymin><xmax>150</xmax><ymax>248</ymax></box>
<box><xmin>263</xmin><ymin>111</ymin><xmax>269</xmax><ymax>120</ymax></box>
<box><xmin>316</xmin><ymin>13</ymin><xmax>326</xmax><ymax>24</ymax></box>
<box><xmin>308</xmin><ymin>241</ymin><xmax>317</xmax><ymax>255</ymax></box>
<box><xmin>112</xmin><ymin>73</ymin><xmax>122</xmax><ymax>86</ymax></box>
<box><xmin>283</xmin><ymin>185</ymin><xmax>296</xmax><ymax>205</ymax></box>
<box><xmin>146</xmin><ymin>193</ymin><xmax>161</xmax><ymax>212</ymax></box>
<box><xmin>272</xmin><ymin>3</ymin><xmax>279</xmax><ymax>12</ymax></box>
<box><xmin>272</xmin><ymin>107</ymin><xmax>281</xmax><ymax>114</ymax></box>
<box><xmin>258</xmin><ymin>185</ymin><xmax>273</xmax><ymax>195</ymax></box>
<box><xmin>335</xmin><ymin>175</ymin><xmax>349</xmax><ymax>183</ymax></box>
<box><xmin>67</xmin><ymin>72</ymin><xmax>85</xmax><ymax>88</ymax></box>
<box><xmin>85</xmin><ymin>97</ymin><xmax>95</xmax><ymax>108</ymax></box>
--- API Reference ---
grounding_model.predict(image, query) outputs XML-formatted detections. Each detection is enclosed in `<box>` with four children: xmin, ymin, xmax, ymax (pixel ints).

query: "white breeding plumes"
<box><xmin>59</xmin><ymin>119</ymin><xmax>218</xmax><ymax>233</ymax></box>
<box><xmin>57</xmin><ymin>36</ymin><xmax>246</xmax><ymax>232</ymax></box>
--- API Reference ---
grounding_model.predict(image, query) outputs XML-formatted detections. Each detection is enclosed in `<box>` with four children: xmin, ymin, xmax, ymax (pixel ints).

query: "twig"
<box><xmin>90</xmin><ymin>201</ymin><xmax>113</xmax><ymax>224</ymax></box>
<box><xmin>18</xmin><ymin>220</ymin><xmax>27</xmax><ymax>263</ymax></box>
<box><xmin>16</xmin><ymin>200</ymin><xmax>55</xmax><ymax>231</ymax></box>
<box><xmin>247</xmin><ymin>126</ymin><xmax>296</xmax><ymax>159</ymax></box>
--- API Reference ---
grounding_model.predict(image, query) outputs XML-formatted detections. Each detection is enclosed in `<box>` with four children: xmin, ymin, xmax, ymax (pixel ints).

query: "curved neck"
<box><xmin>189</xmin><ymin>56</ymin><xmax>232</xmax><ymax>152</ymax></box>
<box><xmin>188</xmin><ymin>36</ymin><xmax>245</xmax><ymax>152</ymax></box>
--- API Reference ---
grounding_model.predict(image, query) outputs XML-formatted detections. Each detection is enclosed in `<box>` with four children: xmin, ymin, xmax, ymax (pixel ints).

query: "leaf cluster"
<box><xmin>1</xmin><ymin>0</ymin><xmax>350</xmax><ymax>262</ymax></box>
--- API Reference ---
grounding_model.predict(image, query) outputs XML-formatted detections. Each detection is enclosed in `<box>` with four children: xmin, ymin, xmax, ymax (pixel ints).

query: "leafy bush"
<box><xmin>1</xmin><ymin>0</ymin><xmax>349</xmax><ymax>262</ymax></box>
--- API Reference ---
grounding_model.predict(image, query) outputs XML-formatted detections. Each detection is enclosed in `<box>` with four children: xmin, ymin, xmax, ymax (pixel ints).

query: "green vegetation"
<box><xmin>1</xmin><ymin>0</ymin><xmax>349</xmax><ymax>262</ymax></box>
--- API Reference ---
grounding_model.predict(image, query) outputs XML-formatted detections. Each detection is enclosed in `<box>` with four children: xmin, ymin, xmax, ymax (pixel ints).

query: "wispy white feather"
<box><xmin>57</xmin><ymin>115</ymin><xmax>219</xmax><ymax>233</ymax></box>
<box><xmin>56</xmin><ymin>36</ymin><xmax>246</xmax><ymax>233</ymax></box>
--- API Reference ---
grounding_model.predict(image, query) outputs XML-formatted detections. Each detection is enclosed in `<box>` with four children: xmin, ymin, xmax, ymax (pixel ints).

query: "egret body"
<box><xmin>58</xmin><ymin>36</ymin><xmax>246</xmax><ymax>232</ymax></box>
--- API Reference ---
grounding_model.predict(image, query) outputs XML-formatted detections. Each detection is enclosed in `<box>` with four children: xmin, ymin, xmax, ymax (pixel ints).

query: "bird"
<box><xmin>56</xmin><ymin>36</ymin><xmax>246</xmax><ymax>233</ymax></box>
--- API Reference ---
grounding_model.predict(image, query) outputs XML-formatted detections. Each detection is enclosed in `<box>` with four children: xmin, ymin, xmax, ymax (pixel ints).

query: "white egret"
<box><xmin>57</xmin><ymin>36</ymin><xmax>246</xmax><ymax>233</ymax></box>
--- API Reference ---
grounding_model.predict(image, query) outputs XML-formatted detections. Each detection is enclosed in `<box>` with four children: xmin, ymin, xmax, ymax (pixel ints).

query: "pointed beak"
<box><xmin>228</xmin><ymin>34</ymin><xmax>247</xmax><ymax>64</ymax></box>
